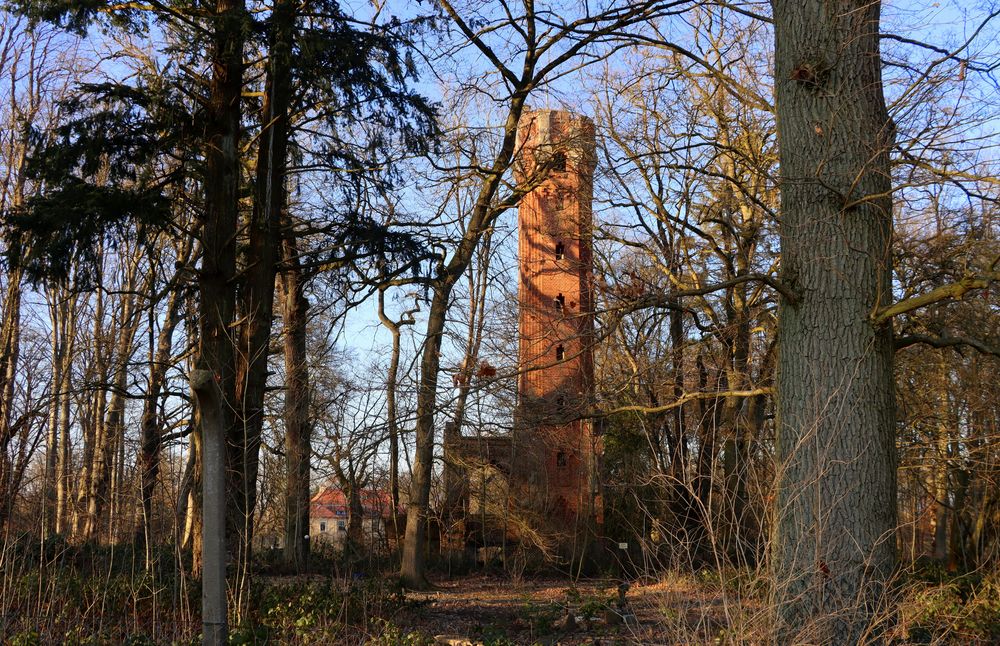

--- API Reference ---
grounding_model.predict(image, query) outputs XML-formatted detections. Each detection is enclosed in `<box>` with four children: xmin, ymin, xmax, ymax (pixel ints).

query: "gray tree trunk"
<box><xmin>191</xmin><ymin>369</ymin><xmax>228</xmax><ymax>646</ymax></box>
<box><xmin>772</xmin><ymin>0</ymin><xmax>897</xmax><ymax>642</ymax></box>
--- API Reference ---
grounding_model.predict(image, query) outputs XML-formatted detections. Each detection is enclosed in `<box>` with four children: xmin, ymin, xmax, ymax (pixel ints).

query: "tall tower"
<box><xmin>514</xmin><ymin>109</ymin><xmax>599</xmax><ymax>545</ymax></box>
<box><xmin>440</xmin><ymin>109</ymin><xmax>601</xmax><ymax>562</ymax></box>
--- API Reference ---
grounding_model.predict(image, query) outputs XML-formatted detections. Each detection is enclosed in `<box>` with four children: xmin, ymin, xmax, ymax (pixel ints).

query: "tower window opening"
<box><xmin>554</xmin><ymin>293</ymin><xmax>565</xmax><ymax>312</ymax></box>
<box><xmin>550</xmin><ymin>151</ymin><xmax>567</xmax><ymax>172</ymax></box>
<box><xmin>556</xmin><ymin>451</ymin><xmax>568</xmax><ymax>468</ymax></box>
<box><xmin>555</xmin><ymin>241</ymin><xmax>565</xmax><ymax>260</ymax></box>
<box><xmin>555</xmin><ymin>344</ymin><xmax>565</xmax><ymax>361</ymax></box>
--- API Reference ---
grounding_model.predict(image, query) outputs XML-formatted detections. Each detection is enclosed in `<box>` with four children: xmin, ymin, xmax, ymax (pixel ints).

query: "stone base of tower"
<box><xmin>442</xmin><ymin>419</ymin><xmax>605</xmax><ymax>572</ymax></box>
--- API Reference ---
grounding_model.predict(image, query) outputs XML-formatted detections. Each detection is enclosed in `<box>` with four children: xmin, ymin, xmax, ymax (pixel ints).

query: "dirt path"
<box><xmin>390</xmin><ymin>574</ymin><xmax>739</xmax><ymax>645</ymax></box>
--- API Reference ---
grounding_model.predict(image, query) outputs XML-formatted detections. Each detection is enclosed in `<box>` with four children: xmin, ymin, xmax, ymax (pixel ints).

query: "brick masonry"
<box><xmin>443</xmin><ymin>109</ymin><xmax>602</xmax><ymax>556</ymax></box>
<box><xmin>514</xmin><ymin>109</ymin><xmax>599</xmax><ymax>529</ymax></box>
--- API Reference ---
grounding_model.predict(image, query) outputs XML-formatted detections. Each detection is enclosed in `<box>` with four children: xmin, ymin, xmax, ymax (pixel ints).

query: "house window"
<box><xmin>337</xmin><ymin>520</ymin><xmax>346</xmax><ymax>531</ymax></box>
<box><xmin>320</xmin><ymin>522</ymin><xmax>327</xmax><ymax>533</ymax></box>
<box><xmin>555</xmin><ymin>241</ymin><xmax>565</xmax><ymax>260</ymax></box>
<box><xmin>554</xmin><ymin>293</ymin><xmax>565</xmax><ymax>312</ymax></box>
<box><xmin>556</xmin><ymin>451</ymin><xmax>568</xmax><ymax>468</ymax></box>
<box><xmin>555</xmin><ymin>344</ymin><xmax>565</xmax><ymax>361</ymax></box>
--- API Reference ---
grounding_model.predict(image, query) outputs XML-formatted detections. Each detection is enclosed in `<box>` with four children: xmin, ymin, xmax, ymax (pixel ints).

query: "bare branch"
<box><xmin>872</xmin><ymin>270</ymin><xmax>999</xmax><ymax>326</ymax></box>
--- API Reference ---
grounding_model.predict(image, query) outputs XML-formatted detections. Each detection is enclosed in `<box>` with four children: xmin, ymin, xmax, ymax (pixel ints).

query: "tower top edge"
<box><xmin>521</xmin><ymin>107</ymin><xmax>594</xmax><ymax>126</ymax></box>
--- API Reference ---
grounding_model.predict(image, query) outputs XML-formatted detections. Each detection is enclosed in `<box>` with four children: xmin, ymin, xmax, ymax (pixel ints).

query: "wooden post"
<box><xmin>190</xmin><ymin>369</ymin><xmax>227</xmax><ymax>645</ymax></box>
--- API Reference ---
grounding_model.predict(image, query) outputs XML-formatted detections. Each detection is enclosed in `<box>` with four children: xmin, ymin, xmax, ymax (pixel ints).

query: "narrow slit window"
<box><xmin>554</xmin><ymin>293</ymin><xmax>565</xmax><ymax>312</ymax></box>
<box><xmin>555</xmin><ymin>344</ymin><xmax>565</xmax><ymax>361</ymax></box>
<box><xmin>555</xmin><ymin>241</ymin><xmax>565</xmax><ymax>260</ymax></box>
<box><xmin>556</xmin><ymin>451</ymin><xmax>568</xmax><ymax>468</ymax></box>
<box><xmin>550</xmin><ymin>151</ymin><xmax>566</xmax><ymax>172</ymax></box>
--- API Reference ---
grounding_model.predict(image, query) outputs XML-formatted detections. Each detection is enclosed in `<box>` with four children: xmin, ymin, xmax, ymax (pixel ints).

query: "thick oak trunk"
<box><xmin>772</xmin><ymin>1</ymin><xmax>897</xmax><ymax>641</ymax></box>
<box><xmin>400</xmin><ymin>92</ymin><xmax>528</xmax><ymax>588</ymax></box>
<box><xmin>400</xmin><ymin>285</ymin><xmax>448</xmax><ymax>588</ymax></box>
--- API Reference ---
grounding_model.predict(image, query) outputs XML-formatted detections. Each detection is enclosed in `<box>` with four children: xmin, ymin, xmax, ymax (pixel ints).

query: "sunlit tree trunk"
<box><xmin>80</xmin><ymin>250</ymin><xmax>143</xmax><ymax>543</ymax></box>
<box><xmin>772</xmin><ymin>0</ymin><xmax>897</xmax><ymax>641</ymax></box>
<box><xmin>377</xmin><ymin>286</ymin><xmax>416</xmax><ymax>535</ymax></box>
<box><xmin>0</xmin><ymin>258</ymin><xmax>23</xmax><ymax>531</ymax></box>
<box><xmin>400</xmin><ymin>76</ymin><xmax>531</xmax><ymax>587</ymax></box>
<box><xmin>46</xmin><ymin>281</ymin><xmax>77</xmax><ymax>537</ymax></box>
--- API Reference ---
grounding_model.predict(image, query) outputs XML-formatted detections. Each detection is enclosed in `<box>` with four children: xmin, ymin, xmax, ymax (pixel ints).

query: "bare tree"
<box><xmin>400</xmin><ymin>0</ymin><xmax>691</xmax><ymax>590</ymax></box>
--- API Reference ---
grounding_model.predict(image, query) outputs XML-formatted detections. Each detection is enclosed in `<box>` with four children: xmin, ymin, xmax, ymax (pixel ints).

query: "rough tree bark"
<box><xmin>230</xmin><ymin>0</ymin><xmax>293</xmax><ymax>584</ymax></box>
<box><xmin>772</xmin><ymin>0</ymin><xmax>897</xmax><ymax>641</ymax></box>
<box><xmin>196</xmin><ymin>0</ymin><xmax>244</xmax><ymax>583</ymax></box>
<box><xmin>79</xmin><ymin>249</ymin><xmax>144</xmax><ymax>543</ymax></box>
<box><xmin>0</xmin><ymin>255</ymin><xmax>22</xmax><ymax>531</ymax></box>
<box><xmin>376</xmin><ymin>286</ymin><xmax>416</xmax><ymax>542</ymax></box>
<box><xmin>281</xmin><ymin>223</ymin><xmax>311</xmax><ymax>573</ymax></box>
<box><xmin>376</xmin><ymin>288</ymin><xmax>405</xmax><ymax>520</ymax></box>
<box><xmin>400</xmin><ymin>91</ymin><xmax>529</xmax><ymax>588</ymax></box>
<box><xmin>45</xmin><ymin>280</ymin><xmax>76</xmax><ymax>537</ymax></box>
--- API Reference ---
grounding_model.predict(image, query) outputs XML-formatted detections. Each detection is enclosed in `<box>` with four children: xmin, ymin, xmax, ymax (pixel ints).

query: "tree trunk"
<box><xmin>347</xmin><ymin>482</ymin><xmax>365</xmax><ymax>561</ymax></box>
<box><xmin>82</xmin><ymin>255</ymin><xmax>142</xmax><ymax>543</ymax></box>
<box><xmin>230</xmin><ymin>0</ymin><xmax>293</xmax><ymax>587</ymax></box>
<box><xmin>43</xmin><ymin>287</ymin><xmax>62</xmax><ymax>538</ymax></box>
<box><xmin>52</xmin><ymin>285</ymin><xmax>76</xmax><ymax>537</ymax></box>
<box><xmin>383</xmin><ymin>306</ymin><xmax>402</xmax><ymax>518</ymax></box>
<box><xmin>0</xmin><ymin>261</ymin><xmax>22</xmax><ymax>531</ymax></box>
<box><xmin>401</xmin><ymin>284</ymin><xmax>448</xmax><ymax>589</ymax></box>
<box><xmin>75</xmin><ymin>264</ymin><xmax>108</xmax><ymax>540</ymax></box>
<box><xmin>772</xmin><ymin>1</ymin><xmax>897</xmax><ymax>641</ymax></box>
<box><xmin>281</xmin><ymin>224</ymin><xmax>311</xmax><ymax>573</ymax></box>
<box><xmin>197</xmin><ymin>0</ymin><xmax>244</xmax><ymax>598</ymax></box>
<box><xmin>139</xmin><ymin>276</ymin><xmax>185</xmax><ymax>565</ymax></box>
<box><xmin>377</xmin><ymin>287</ymin><xmax>416</xmax><ymax>532</ymax></box>
<box><xmin>400</xmin><ymin>89</ymin><xmax>529</xmax><ymax>590</ymax></box>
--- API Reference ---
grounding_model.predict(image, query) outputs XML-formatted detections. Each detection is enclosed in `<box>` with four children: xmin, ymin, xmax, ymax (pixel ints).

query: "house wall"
<box><xmin>310</xmin><ymin>515</ymin><xmax>387</xmax><ymax>552</ymax></box>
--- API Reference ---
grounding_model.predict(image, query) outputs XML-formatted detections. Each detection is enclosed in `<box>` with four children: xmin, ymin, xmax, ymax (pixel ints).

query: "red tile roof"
<box><xmin>310</xmin><ymin>487</ymin><xmax>394</xmax><ymax>519</ymax></box>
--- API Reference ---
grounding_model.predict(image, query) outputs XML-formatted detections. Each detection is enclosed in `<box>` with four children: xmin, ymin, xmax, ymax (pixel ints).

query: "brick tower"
<box><xmin>513</xmin><ymin>109</ymin><xmax>600</xmax><ymax>548</ymax></box>
<box><xmin>441</xmin><ymin>109</ymin><xmax>601</xmax><ymax>562</ymax></box>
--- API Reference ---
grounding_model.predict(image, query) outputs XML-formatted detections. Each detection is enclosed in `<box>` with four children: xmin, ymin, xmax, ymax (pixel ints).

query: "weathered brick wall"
<box><xmin>442</xmin><ymin>110</ymin><xmax>602</xmax><ymax>554</ymax></box>
<box><xmin>515</xmin><ymin>109</ymin><xmax>598</xmax><ymax>526</ymax></box>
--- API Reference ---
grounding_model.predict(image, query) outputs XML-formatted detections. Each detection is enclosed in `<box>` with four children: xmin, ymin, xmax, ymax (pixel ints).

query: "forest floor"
<box><xmin>390</xmin><ymin>572</ymin><xmax>758</xmax><ymax>645</ymax></box>
<box><xmin>3</xmin><ymin>537</ymin><xmax>992</xmax><ymax>644</ymax></box>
